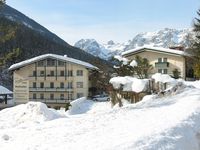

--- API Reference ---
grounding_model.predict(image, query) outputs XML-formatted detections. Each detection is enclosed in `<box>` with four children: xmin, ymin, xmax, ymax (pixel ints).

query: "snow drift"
<box><xmin>0</xmin><ymin>102</ymin><xmax>64</xmax><ymax>128</ymax></box>
<box><xmin>1</xmin><ymin>82</ymin><xmax>200</xmax><ymax>149</ymax></box>
<box><xmin>67</xmin><ymin>97</ymin><xmax>94</xmax><ymax>115</ymax></box>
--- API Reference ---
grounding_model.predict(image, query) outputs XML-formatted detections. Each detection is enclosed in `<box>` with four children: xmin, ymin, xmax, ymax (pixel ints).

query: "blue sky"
<box><xmin>6</xmin><ymin>0</ymin><xmax>199</xmax><ymax>44</ymax></box>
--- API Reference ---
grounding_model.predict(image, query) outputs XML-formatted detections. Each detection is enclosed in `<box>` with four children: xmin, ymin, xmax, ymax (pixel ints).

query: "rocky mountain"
<box><xmin>125</xmin><ymin>28</ymin><xmax>194</xmax><ymax>50</ymax></box>
<box><xmin>74</xmin><ymin>39</ymin><xmax>129</xmax><ymax>59</ymax></box>
<box><xmin>74</xmin><ymin>39</ymin><xmax>109</xmax><ymax>59</ymax></box>
<box><xmin>74</xmin><ymin>28</ymin><xmax>195</xmax><ymax>59</ymax></box>
<box><xmin>0</xmin><ymin>4</ymin><xmax>110</xmax><ymax>89</ymax></box>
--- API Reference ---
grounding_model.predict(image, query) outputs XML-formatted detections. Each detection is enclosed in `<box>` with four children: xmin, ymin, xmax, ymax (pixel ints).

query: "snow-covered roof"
<box><xmin>9</xmin><ymin>54</ymin><xmax>98</xmax><ymax>71</ymax></box>
<box><xmin>0</xmin><ymin>85</ymin><xmax>12</xmax><ymax>95</ymax></box>
<box><xmin>122</xmin><ymin>46</ymin><xmax>186</xmax><ymax>56</ymax></box>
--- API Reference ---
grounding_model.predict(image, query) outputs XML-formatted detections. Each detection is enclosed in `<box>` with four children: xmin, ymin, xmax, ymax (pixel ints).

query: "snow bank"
<box><xmin>0</xmin><ymin>102</ymin><xmax>64</xmax><ymax>127</ymax></box>
<box><xmin>109</xmin><ymin>76</ymin><xmax>149</xmax><ymax>92</ymax></box>
<box><xmin>152</xmin><ymin>73</ymin><xmax>175</xmax><ymax>83</ymax></box>
<box><xmin>185</xmin><ymin>80</ymin><xmax>200</xmax><ymax>89</ymax></box>
<box><xmin>68</xmin><ymin>97</ymin><xmax>94</xmax><ymax>115</ymax></box>
<box><xmin>1</xmin><ymin>86</ymin><xmax>200</xmax><ymax>149</ymax></box>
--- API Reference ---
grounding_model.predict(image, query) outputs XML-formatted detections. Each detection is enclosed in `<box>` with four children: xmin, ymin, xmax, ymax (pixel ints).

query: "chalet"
<box><xmin>122</xmin><ymin>46</ymin><xmax>192</xmax><ymax>79</ymax></box>
<box><xmin>9</xmin><ymin>54</ymin><xmax>98</xmax><ymax>108</ymax></box>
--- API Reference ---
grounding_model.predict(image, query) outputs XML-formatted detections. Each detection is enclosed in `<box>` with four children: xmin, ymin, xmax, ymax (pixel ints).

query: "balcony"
<box><xmin>155</xmin><ymin>62</ymin><xmax>169</xmax><ymax>68</ymax></box>
<box><xmin>29</xmin><ymin>87</ymin><xmax>74</xmax><ymax>92</ymax></box>
<box><xmin>30</xmin><ymin>98</ymin><xmax>72</xmax><ymax>103</ymax></box>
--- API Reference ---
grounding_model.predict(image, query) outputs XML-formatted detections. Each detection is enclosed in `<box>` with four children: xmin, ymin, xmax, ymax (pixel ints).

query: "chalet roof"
<box><xmin>122</xmin><ymin>46</ymin><xmax>186</xmax><ymax>57</ymax></box>
<box><xmin>0</xmin><ymin>86</ymin><xmax>12</xmax><ymax>95</ymax></box>
<box><xmin>9</xmin><ymin>54</ymin><xmax>98</xmax><ymax>71</ymax></box>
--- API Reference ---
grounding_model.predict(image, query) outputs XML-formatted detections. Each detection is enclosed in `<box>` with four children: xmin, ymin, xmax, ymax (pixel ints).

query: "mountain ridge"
<box><xmin>74</xmin><ymin>28</ymin><xmax>194</xmax><ymax>59</ymax></box>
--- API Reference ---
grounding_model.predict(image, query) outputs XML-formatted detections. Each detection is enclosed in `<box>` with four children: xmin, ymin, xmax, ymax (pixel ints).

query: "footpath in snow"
<box><xmin>1</xmin><ymin>81</ymin><xmax>200</xmax><ymax>149</ymax></box>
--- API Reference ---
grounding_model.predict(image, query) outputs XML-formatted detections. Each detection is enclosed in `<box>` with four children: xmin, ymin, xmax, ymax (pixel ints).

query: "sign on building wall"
<box><xmin>14</xmin><ymin>79</ymin><xmax>29</xmax><ymax>102</ymax></box>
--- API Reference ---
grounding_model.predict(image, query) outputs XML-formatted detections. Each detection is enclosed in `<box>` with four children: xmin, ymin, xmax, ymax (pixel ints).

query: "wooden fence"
<box><xmin>108</xmin><ymin>79</ymin><xmax>168</xmax><ymax>106</ymax></box>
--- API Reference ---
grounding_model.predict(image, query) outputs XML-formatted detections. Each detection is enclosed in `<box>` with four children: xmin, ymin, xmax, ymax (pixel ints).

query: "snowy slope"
<box><xmin>74</xmin><ymin>28</ymin><xmax>194</xmax><ymax>59</ymax></box>
<box><xmin>1</xmin><ymin>82</ymin><xmax>200</xmax><ymax>149</ymax></box>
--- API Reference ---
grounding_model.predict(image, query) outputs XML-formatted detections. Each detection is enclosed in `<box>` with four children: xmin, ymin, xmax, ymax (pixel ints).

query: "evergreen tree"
<box><xmin>172</xmin><ymin>68</ymin><xmax>180</xmax><ymax>79</ymax></box>
<box><xmin>112</xmin><ymin>55</ymin><xmax>152</xmax><ymax>78</ymax></box>
<box><xmin>133</xmin><ymin>55</ymin><xmax>152</xmax><ymax>79</ymax></box>
<box><xmin>0</xmin><ymin>0</ymin><xmax>5</xmax><ymax>6</ymax></box>
<box><xmin>111</xmin><ymin>56</ymin><xmax>133</xmax><ymax>76</ymax></box>
<box><xmin>191</xmin><ymin>9</ymin><xmax>200</xmax><ymax>78</ymax></box>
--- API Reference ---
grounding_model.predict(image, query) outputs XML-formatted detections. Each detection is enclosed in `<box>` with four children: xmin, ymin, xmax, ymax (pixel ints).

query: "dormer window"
<box><xmin>47</xmin><ymin>59</ymin><xmax>55</xmax><ymax>66</ymax></box>
<box><xmin>58</xmin><ymin>61</ymin><xmax>65</xmax><ymax>66</ymax></box>
<box><xmin>38</xmin><ymin>61</ymin><xmax>45</xmax><ymax>67</ymax></box>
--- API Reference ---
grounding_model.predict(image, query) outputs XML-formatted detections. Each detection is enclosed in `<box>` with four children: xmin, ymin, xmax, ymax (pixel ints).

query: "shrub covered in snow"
<box><xmin>152</xmin><ymin>73</ymin><xmax>175</xmax><ymax>83</ymax></box>
<box><xmin>109</xmin><ymin>76</ymin><xmax>149</xmax><ymax>93</ymax></box>
<box><xmin>114</xmin><ymin>55</ymin><xmax>129</xmax><ymax>65</ymax></box>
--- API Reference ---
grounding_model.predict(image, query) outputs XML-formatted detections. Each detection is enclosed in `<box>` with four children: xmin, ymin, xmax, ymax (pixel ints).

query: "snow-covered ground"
<box><xmin>1</xmin><ymin>81</ymin><xmax>200</xmax><ymax>150</ymax></box>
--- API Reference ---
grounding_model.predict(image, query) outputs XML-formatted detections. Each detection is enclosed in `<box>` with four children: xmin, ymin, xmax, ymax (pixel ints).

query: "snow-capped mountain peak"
<box><xmin>74</xmin><ymin>28</ymin><xmax>194</xmax><ymax>60</ymax></box>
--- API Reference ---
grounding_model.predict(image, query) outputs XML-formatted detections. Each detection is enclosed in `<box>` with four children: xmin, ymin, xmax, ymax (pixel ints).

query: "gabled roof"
<box><xmin>9</xmin><ymin>54</ymin><xmax>98</xmax><ymax>71</ymax></box>
<box><xmin>122</xmin><ymin>46</ymin><xmax>186</xmax><ymax>57</ymax></box>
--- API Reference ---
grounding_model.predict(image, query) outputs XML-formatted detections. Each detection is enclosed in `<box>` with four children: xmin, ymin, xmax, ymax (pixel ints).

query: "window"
<box><xmin>40</xmin><ymin>71</ymin><xmax>44</xmax><ymax>76</ymax></box>
<box><xmin>33</xmin><ymin>93</ymin><xmax>37</xmax><ymax>99</ymax></box>
<box><xmin>60</xmin><ymin>70</ymin><xmax>65</xmax><ymax>76</ymax></box>
<box><xmin>67</xmin><ymin>82</ymin><xmax>73</xmax><ymax>89</ymax></box>
<box><xmin>158</xmin><ymin>69</ymin><xmax>162</xmax><ymax>73</ymax></box>
<box><xmin>158</xmin><ymin>58</ymin><xmax>168</xmax><ymax>63</ymax></box>
<box><xmin>77</xmin><ymin>93</ymin><xmax>84</xmax><ymax>98</ymax></box>
<box><xmin>77</xmin><ymin>70</ymin><xmax>83</xmax><ymax>76</ymax></box>
<box><xmin>40</xmin><ymin>82</ymin><xmax>44</xmax><ymax>88</ymax></box>
<box><xmin>50</xmin><ymin>82</ymin><xmax>54</xmax><ymax>88</ymax></box>
<box><xmin>77</xmin><ymin>82</ymin><xmax>83</xmax><ymax>88</ymax></box>
<box><xmin>33</xmin><ymin>82</ymin><xmax>36</xmax><ymax>88</ymax></box>
<box><xmin>67</xmin><ymin>70</ymin><xmax>73</xmax><ymax>76</ymax></box>
<box><xmin>47</xmin><ymin>59</ymin><xmax>55</xmax><ymax>66</ymax></box>
<box><xmin>50</xmin><ymin>94</ymin><xmax>54</xmax><ymax>100</ymax></box>
<box><xmin>50</xmin><ymin>71</ymin><xmax>54</xmax><ymax>76</ymax></box>
<box><xmin>158</xmin><ymin>58</ymin><xmax>162</xmax><ymax>63</ymax></box>
<box><xmin>158</xmin><ymin>69</ymin><xmax>168</xmax><ymax>74</ymax></box>
<box><xmin>40</xmin><ymin>93</ymin><xmax>44</xmax><ymax>99</ymax></box>
<box><xmin>38</xmin><ymin>61</ymin><xmax>45</xmax><ymax>67</ymax></box>
<box><xmin>60</xmin><ymin>82</ymin><xmax>64</xmax><ymax>88</ymax></box>
<box><xmin>67</xmin><ymin>92</ymin><xmax>73</xmax><ymax>100</ymax></box>
<box><xmin>33</xmin><ymin>71</ymin><xmax>36</xmax><ymax>76</ymax></box>
<box><xmin>164</xmin><ymin>69</ymin><xmax>168</xmax><ymax>74</ymax></box>
<box><xmin>58</xmin><ymin>61</ymin><xmax>65</xmax><ymax>66</ymax></box>
<box><xmin>60</xmin><ymin>94</ymin><xmax>64</xmax><ymax>100</ymax></box>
